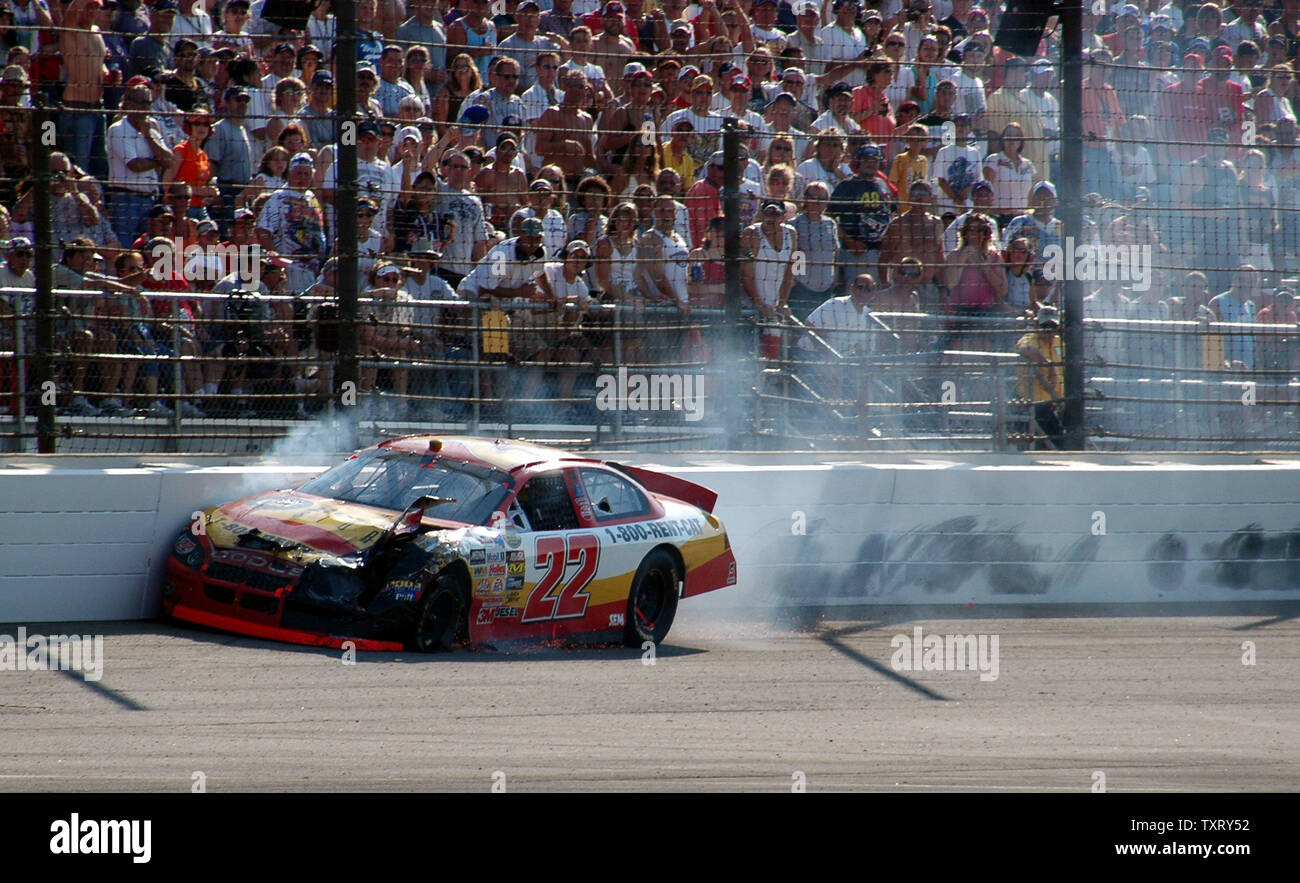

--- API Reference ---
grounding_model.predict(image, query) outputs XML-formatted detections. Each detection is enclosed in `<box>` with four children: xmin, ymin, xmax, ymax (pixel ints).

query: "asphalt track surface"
<box><xmin>3</xmin><ymin>609</ymin><xmax>1297</xmax><ymax>792</ymax></box>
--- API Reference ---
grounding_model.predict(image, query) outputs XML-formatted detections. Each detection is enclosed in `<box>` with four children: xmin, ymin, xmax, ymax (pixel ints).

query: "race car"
<box><xmin>163</xmin><ymin>436</ymin><xmax>737</xmax><ymax>651</ymax></box>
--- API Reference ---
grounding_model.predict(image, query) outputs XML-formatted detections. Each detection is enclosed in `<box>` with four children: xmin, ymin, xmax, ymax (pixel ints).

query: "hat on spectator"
<box><xmin>460</xmin><ymin>104</ymin><xmax>490</xmax><ymax>125</ymax></box>
<box><xmin>148</xmin><ymin>204</ymin><xmax>174</xmax><ymax>218</ymax></box>
<box><xmin>5</xmin><ymin>236</ymin><xmax>32</xmax><ymax>251</ymax></box>
<box><xmin>855</xmin><ymin>144</ymin><xmax>882</xmax><ymax>159</ymax></box>
<box><xmin>1150</xmin><ymin>14</ymin><xmax>1174</xmax><ymax>33</ymax></box>
<box><xmin>671</xmin><ymin>22</ymin><xmax>691</xmax><ymax>35</ymax></box>
<box><xmin>766</xmin><ymin>92</ymin><xmax>796</xmax><ymax>109</ymax></box>
<box><xmin>826</xmin><ymin>81</ymin><xmax>852</xmax><ymax>98</ymax></box>
<box><xmin>152</xmin><ymin>0</ymin><xmax>177</xmax><ymax>11</ymax></box>
<box><xmin>409</xmin><ymin>238</ymin><xmax>441</xmax><ymax>257</ymax></box>
<box><xmin>953</xmin><ymin>111</ymin><xmax>972</xmax><ymax>124</ymax></box>
<box><xmin>173</xmin><ymin>37</ymin><xmax>198</xmax><ymax>53</ymax></box>
<box><xmin>125</xmin><ymin>75</ymin><xmax>151</xmax><ymax>90</ymax></box>
<box><xmin>565</xmin><ymin>239</ymin><xmax>592</xmax><ymax>256</ymax></box>
<box><xmin>657</xmin><ymin>58</ymin><xmax>682</xmax><ymax>70</ymax></box>
<box><xmin>2</xmin><ymin>64</ymin><xmax>29</xmax><ymax>85</ymax></box>
<box><xmin>794</xmin><ymin>0</ymin><xmax>819</xmax><ymax>14</ymax></box>
<box><xmin>497</xmin><ymin>132</ymin><xmax>519</xmax><ymax>147</ymax></box>
<box><xmin>197</xmin><ymin>219</ymin><xmax>219</xmax><ymax>234</ymax></box>
<box><xmin>755</xmin><ymin>0</ymin><xmax>778</xmax><ymax>6</ymax></box>
<box><xmin>730</xmin><ymin>74</ymin><xmax>751</xmax><ymax>90</ymax></box>
<box><xmin>225</xmin><ymin>0</ymin><xmax>250</xmax><ymax>7</ymax></box>
<box><xmin>224</xmin><ymin>85</ymin><xmax>250</xmax><ymax>101</ymax></box>
<box><xmin>909</xmin><ymin>180</ymin><xmax>933</xmax><ymax>195</ymax></box>
<box><xmin>1032</xmin><ymin>181</ymin><xmax>1057</xmax><ymax>198</ymax></box>
<box><xmin>197</xmin><ymin>47</ymin><xmax>214</xmax><ymax>58</ymax></box>
<box><xmin>603</xmin><ymin>1</ymin><xmax>625</xmax><ymax>15</ymax></box>
<box><xmin>897</xmin><ymin>100</ymin><xmax>920</xmax><ymax>114</ymax></box>
<box><xmin>691</xmin><ymin>74</ymin><xmax>714</xmax><ymax>91</ymax></box>
<box><xmin>708</xmin><ymin>151</ymin><xmax>727</xmax><ymax>167</ymax></box>
<box><xmin>1118</xmin><ymin>3</ymin><xmax>1140</xmax><ymax>18</ymax></box>
<box><xmin>234</xmin><ymin>207</ymin><xmax>256</xmax><ymax>221</ymax></box>
<box><xmin>501</xmin><ymin>113</ymin><xmax>525</xmax><ymax>128</ymax></box>
<box><xmin>520</xmin><ymin>217</ymin><xmax>545</xmax><ymax>236</ymax></box>
<box><xmin>1032</xmin><ymin>58</ymin><xmax>1053</xmax><ymax>72</ymax></box>
<box><xmin>398</xmin><ymin>125</ymin><xmax>421</xmax><ymax>144</ymax></box>
<box><xmin>312</xmin><ymin>70</ymin><xmax>334</xmax><ymax>86</ymax></box>
<box><xmin>530</xmin><ymin>179</ymin><xmax>554</xmax><ymax>191</ymax></box>
<box><xmin>971</xmin><ymin>180</ymin><xmax>994</xmax><ymax>196</ymax></box>
<box><xmin>1187</xmin><ymin>36</ymin><xmax>1211</xmax><ymax>55</ymax></box>
<box><xmin>1035</xmin><ymin>304</ymin><xmax>1060</xmax><ymax>326</ymax></box>
<box><xmin>274</xmin><ymin>42</ymin><xmax>296</xmax><ymax>56</ymax></box>
<box><xmin>375</xmin><ymin>263</ymin><xmax>402</xmax><ymax>279</ymax></box>
<box><xmin>623</xmin><ymin>61</ymin><xmax>649</xmax><ymax>79</ymax></box>
<box><xmin>212</xmin><ymin>45</ymin><xmax>237</xmax><ymax>58</ymax></box>
<box><xmin>863</xmin><ymin>8</ymin><xmax>882</xmax><ymax>21</ymax></box>
<box><xmin>357</xmin><ymin>63</ymin><xmax>377</xmax><ymax>78</ymax></box>
<box><xmin>290</xmin><ymin>151</ymin><xmax>315</xmax><ymax>166</ymax></box>
<box><xmin>358</xmin><ymin>119</ymin><xmax>381</xmax><ymax>138</ymax></box>
<box><xmin>1213</xmin><ymin>45</ymin><xmax>1233</xmax><ymax>63</ymax></box>
<box><xmin>518</xmin><ymin>0</ymin><xmax>540</xmax><ymax>11</ymax></box>
<box><xmin>678</xmin><ymin>65</ymin><xmax>700</xmax><ymax>81</ymax></box>
<box><xmin>300</xmin><ymin>44</ymin><xmax>325</xmax><ymax>59</ymax></box>
<box><xmin>781</xmin><ymin>67</ymin><xmax>806</xmax><ymax>81</ymax></box>
<box><xmin>1133</xmin><ymin>186</ymin><xmax>1151</xmax><ymax>202</ymax></box>
<box><xmin>760</xmin><ymin>199</ymin><xmax>784</xmax><ymax>214</ymax></box>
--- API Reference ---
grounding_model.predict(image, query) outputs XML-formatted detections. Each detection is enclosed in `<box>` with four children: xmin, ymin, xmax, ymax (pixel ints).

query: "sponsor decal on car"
<box><xmin>495</xmin><ymin>606</ymin><xmax>520</xmax><ymax>618</ymax></box>
<box><xmin>476</xmin><ymin>607</ymin><xmax>497</xmax><ymax>625</ymax></box>
<box><xmin>507</xmin><ymin>550</ymin><xmax>524</xmax><ymax>563</ymax></box>
<box><xmin>384</xmin><ymin>578</ymin><xmax>422</xmax><ymax>602</ymax></box>
<box><xmin>609</xmin><ymin>613</ymin><xmax>625</xmax><ymax>627</ymax></box>
<box><xmin>489</xmin><ymin>563</ymin><xmax>506</xmax><ymax>577</ymax></box>
<box><xmin>469</xmin><ymin>549</ymin><xmax>486</xmax><ymax>565</ymax></box>
<box><xmin>174</xmin><ymin>536</ymin><xmax>197</xmax><ymax>556</ymax></box>
<box><xmin>504</xmin><ymin>532</ymin><xmax>522</xmax><ymax>549</ymax></box>
<box><xmin>602</xmin><ymin>517</ymin><xmax>704</xmax><ymax>544</ymax></box>
<box><xmin>505</xmin><ymin>577</ymin><xmax>524</xmax><ymax>592</ymax></box>
<box><xmin>507</xmin><ymin>561</ymin><xmax>524</xmax><ymax>577</ymax></box>
<box><xmin>486</xmin><ymin>550</ymin><xmax>507</xmax><ymax>563</ymax></box>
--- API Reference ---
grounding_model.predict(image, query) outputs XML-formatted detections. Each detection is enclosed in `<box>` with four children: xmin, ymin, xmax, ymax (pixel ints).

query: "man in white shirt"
<box><xmin>664</xmin><ymin>74</ymin><xmax>723</xmax><ymax>166</ymax></box>
<box><xmin>820</xmin><ymin>0</ymin><xmax>868</xmax><ymax>89</ymax></box>
<box><xmin>106</xmin><ymin>84</ymin><xmax>173</xmax><ymax>247</ymax></box>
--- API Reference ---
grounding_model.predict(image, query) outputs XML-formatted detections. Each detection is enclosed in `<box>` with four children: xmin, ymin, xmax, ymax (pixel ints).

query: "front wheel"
<box><xmin>412</xmin><ymin>572</ymin><xmax>466</xmax><ymax>652</ymax></box>
<box><xmin>623</xmin><ymin>549</ymin><xmax>680</xmax><ymax>647</ymax></box>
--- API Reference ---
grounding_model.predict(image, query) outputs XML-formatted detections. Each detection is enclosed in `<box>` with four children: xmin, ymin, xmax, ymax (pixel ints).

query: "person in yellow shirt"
<box><xmin>662</xmin><ymin>119</ymin><xmax>698</xmax><ymax>187</ymax></box>
<box><xmin>1016</xmin><ymin>304</ymin><xmax>1065</xmax><ymax>449</ymax></box>
<box><xmin>984</xmin><ymin>56</ymin><xmax>1048</xmax><ymax>184</ymax></box>
<box><xmin>889</xmin><ymin>124</ymin><xmax>930</xmax><ymax>213</ymax></box>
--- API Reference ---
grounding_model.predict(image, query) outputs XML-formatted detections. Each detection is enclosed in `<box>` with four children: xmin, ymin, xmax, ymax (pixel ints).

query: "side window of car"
<box><xmin>515</xmin><ymin>471</ymin><xmax>581</xmax><ymax>532</ymax></box>
<box><xmin>578</xmin><ymin>468</ymin><xmax>650</xmax><ymax>521</ymax></box>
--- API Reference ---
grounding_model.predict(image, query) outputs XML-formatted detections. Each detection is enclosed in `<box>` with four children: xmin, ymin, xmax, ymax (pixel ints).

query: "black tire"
<box><xmin>412</xmin><ymin>571</ymin><xmax>467</xmax><ymax>653</ymax></box>
<box><xmin>623</xmin><ymin>549</ymin><xmax>680</xmax><ymax>647</ymax></box>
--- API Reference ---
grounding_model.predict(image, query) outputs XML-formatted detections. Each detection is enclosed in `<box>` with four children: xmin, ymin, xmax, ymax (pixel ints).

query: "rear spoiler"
<box><xmin>609</xmin><ymin>463</ymin><xmax>719</xmax><ymax>514</ymax></box>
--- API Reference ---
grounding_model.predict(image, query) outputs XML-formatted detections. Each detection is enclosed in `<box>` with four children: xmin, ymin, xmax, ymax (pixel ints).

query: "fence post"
<box><xmin>32</xmin><ymin>101</ymin><xmax>55</xmax><ymax>453</ymax></box>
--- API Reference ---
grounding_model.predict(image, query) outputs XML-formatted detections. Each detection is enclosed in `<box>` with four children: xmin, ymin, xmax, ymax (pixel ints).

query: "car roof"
<box><xmin>377</xmin><ymin>435</ymin><xmax>597</xmax><ymax>474</ymax></box>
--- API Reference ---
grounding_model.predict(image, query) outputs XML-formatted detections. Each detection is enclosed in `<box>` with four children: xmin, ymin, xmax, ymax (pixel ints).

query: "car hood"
<box><xmin>201</xmin><ymin>489</ymin><xmax>468</xmax><ymax>563</ymax></box>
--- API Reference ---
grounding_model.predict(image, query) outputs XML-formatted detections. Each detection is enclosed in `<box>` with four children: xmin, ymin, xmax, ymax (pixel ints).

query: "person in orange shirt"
<box><xmin>163</xmin><ymin>111</ymin><xmax>221</xmax><ymax>222</ymax></box>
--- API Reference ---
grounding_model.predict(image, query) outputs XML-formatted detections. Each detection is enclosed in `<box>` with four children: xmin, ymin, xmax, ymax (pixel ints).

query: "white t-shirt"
<box><xmin>106</xmin><ymin>118</ymin><xmax>160</xmax><ymax>195</ymax></box>
<box><xmin>800</xmin><ymin>295</ymin><xmax>877</xmax><ymax>355</ymax></box>
<box><xmin>983</xmin><ymin>153</ymin><xmax>1035</xmax><ymax>214</ymax></box>
<box><xmin>819</xmin><ymin>24</ymin><xmax>867</xmax><ymax>88</ymax></box>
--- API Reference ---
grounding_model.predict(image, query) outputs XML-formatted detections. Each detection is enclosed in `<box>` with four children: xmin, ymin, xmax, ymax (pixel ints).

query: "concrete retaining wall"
<box><xmin>2</xmin><ymin>455</ymin><xmax>1298</xmax><ymax>622</ymax></box>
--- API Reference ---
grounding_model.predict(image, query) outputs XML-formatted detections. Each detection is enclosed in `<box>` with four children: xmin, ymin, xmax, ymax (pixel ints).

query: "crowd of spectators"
<box><xmin>1</xmin><ymin>0</ymin><xmax>1299</xmax><ymax>425</ymax></box>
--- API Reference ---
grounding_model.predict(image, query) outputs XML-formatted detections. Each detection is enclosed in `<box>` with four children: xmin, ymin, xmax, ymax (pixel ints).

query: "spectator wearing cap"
<box><xmin>664</xmin><ymin>74</ymin><xmax>724</xmax><ymax>165</ymax></box>
<box><xmin>448</xmin><ymin>0</ymin><xmax>499</xmax><ymax>84</ymax></box>
<box><xmin>300</xmin><ymin>70</ymin><xmax>335</xmax><ymax>148</ymax></box>
<box><xmin>684</xmin><ymin>150</ymin><xmax>725</xmax><ymax>247</ymax></box>
<box><xmin>828</xmin><ymin>143</ymin><xmax>896</xmax><ymax>257</ymax></box>
<box><xmin>813</xmin><ymin>81</ymin><xmax>862</xmax><ymax>136</ymax></box>
<box><xmin>782</xmin><ymin>3</ymin><xmax>823</xmax><ymax>78</ymax></box>
<box><xmin>511</xmin><ymin>178</ymin><xmax>568</xmax><ymax>256</ymax></box>
<box><xmin>773</xmin><ymin>67</ymin><xmax>816</xmax><ymax>133</ymax></box>
<box><xmin>0</xmin><ymin>237</ymin><xmax>35</xmax><ymax>374</ymax></box>
<box><xmin>761</xmin><ymin>93</ymin><xmax>810</xmax><ymax>163</ymax></box>
<box><xmin>106</xmin><ymin>83</ymin><xmax>174</xmax><ymax>246</ymax></box>
<box><xmin>159</xmin><ymin>36</ymin><xmax>205</xmax><ymax>113</ymax></box>
<box><xmin>204</xmin><ymin>86</ymin><xmax>254</xmax><ymax>220</ymax></box>
<box><xmin>128</xmin><ymin>1</ymin><xmax>176</xmax><ymax>79</ymax></box>
<box><xmin>943</xmin><ymin>180</ymin><xmax>1000</xmax><ymax>258</ymax></box>
<box><xmin>526</xmin><ymin>238</ymin><xmax>596</xmax><ymax>415</ymax></box>
<box><xmin>161</xmin><ymin>110</ymin><xmax>219</xmax><ymax>222</ymax></box>
<box><xmin>320</xmin><ymin>119</ymin><xmax>399</xmax><ymax>246</ymax></box>
<box><xmin>474</xmin><ymin>133</ymin><xmax>529</xmax><ymax>231</ymax></box>
<box><xmin>394</xmin><ymin>0</ymin><xmax>449</xmax><ymax>79</ymax></box>
<box><xmin>592</xmin><ymin>2</ymin><xmax>642</xmax><ymax>90</ymax></box>
<box><xmin>596</xmin><ymin>61</ymin><xmax>658</xmax><ymax>177</ymax></box>
<box><xmin>51</xmin><ymin>237</ymin><xmax>128</xmax><ymax>417</ymax></box>
<box><xmin>722</xmin><ymin>72</ymin><xmax>770</xmax><ymax>148</ymax></box>
<box><xmin>212</xmin><ymin>0</ymin><xmax>254</xmax><ymax>56</ymax></box>
<box><xmin>256</xmin><ymin>152</ymin><xmax>326</xmax><ymax>290</ymax></box>
<box><xmin>1017</xmin><ymin>304</ymin><xmax>1064</xmax><ymax>449</ymax></box>
<box><xmin>499</xmin><ymin>0</ymin><xmax>560</xmax><ymax>92</ymax></box>
<box><xmin>1002</xmin><ymin>180</ymin><xmax>1062</xmax><ymax>264</ymax></box>
<box><xmin>129</xmin><ymin>202</ymin><xmax>176</xmax><ymax>253</ymax></box>
<box><xmin>354</xmin><ymin>62</ymin><xmax>386</xmax><ymax>120</ymax></box>
<box><xmin>820</xmin><ymin>0</ymin><xmax>867</xmax><ymax>89</ymax></box>
<box><xmin>932</xmin><ymin>111</ymin><xmax>980</xmax><ymax>224</ymax></box>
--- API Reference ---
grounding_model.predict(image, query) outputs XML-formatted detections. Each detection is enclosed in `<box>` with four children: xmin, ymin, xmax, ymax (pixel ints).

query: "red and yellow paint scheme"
<box><xmin>163</xmin><ymin>436</ymin><xmax>737</xmax><ymax>651</ymax></box>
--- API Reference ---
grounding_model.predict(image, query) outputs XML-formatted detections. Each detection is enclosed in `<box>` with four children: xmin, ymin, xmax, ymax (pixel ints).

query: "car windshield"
<box><xmin>300</xmin><ymin>449</ymin><xmax>512</xmax><ymax>525</ymax></box>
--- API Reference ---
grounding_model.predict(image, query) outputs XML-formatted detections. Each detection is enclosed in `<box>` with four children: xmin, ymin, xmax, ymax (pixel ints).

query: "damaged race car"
<box><xmin>163</xmin><ymin>436</ymin><xmax>737</xmax><ymax>651</ymax></box>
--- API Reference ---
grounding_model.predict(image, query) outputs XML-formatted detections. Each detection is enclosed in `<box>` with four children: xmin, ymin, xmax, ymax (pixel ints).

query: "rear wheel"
<box><xmin>623</xmin><ymin>549</ymin><xmax>680</xmax><ymax>647</ymax></box>
<box><xmin>412</xmin><ymin>572</ymin><xmax>466</xmax><ymax>652</ymax></box>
